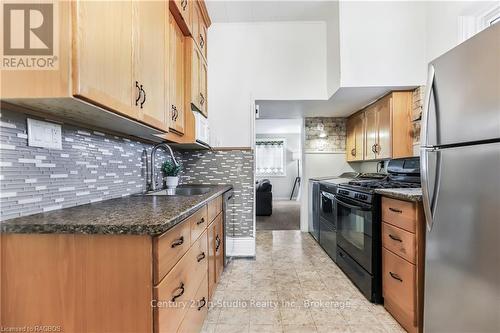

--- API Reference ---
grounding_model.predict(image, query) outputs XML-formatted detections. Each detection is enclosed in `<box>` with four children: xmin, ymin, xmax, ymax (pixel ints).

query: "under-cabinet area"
<box><xmin>0</xmin><ymin>190</ymin><xmax>229</xmax><ymax>333</ymax></box>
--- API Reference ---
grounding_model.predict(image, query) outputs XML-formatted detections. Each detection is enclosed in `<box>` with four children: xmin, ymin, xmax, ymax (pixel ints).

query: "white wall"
<box><xmin>338</xmin><ymin>1</ymin><xmax>427</xmax><ymax>87</ymax></box>
<box><xmin>425</xmin><ymin>1</ymin><xmax>498</xmax><ymax>62</ymax></box>
<box><xmin>208</xmin><ymin>22</ymin><xmax>327</xmax><ymax>148</ymax></box>
<box><xmin>326</xmin><ymin>2</ymin><xmax>341</xmax><ymax>97</ymax></box>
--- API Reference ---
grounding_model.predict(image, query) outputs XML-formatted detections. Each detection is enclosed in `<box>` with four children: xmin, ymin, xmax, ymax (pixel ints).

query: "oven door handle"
<box><xmin>333</xmin><ymin>197</ymin><xmax>371</xmax><ymax>211</ymax></box>
<box><xmin>321</xmin><ymin>191</ymin><xmax>336</xmax><ymax>200</ymax></box>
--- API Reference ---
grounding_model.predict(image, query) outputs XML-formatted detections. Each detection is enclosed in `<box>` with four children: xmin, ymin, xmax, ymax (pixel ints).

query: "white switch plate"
<box><xmin>27</xmin><ymin>118</ymin><xmax>62</xmax><ymax>150</ymax></box>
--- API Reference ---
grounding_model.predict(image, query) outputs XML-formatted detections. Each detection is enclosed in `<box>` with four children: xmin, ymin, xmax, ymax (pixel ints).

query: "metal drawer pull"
<box><xmin>171</xmin><ymin>236</ymin><xmax>184</xmax><ymax>248</ymax></box>
<box><xmin>197</xmin><ymin>297</ymin><xmax>206</xmax><ymax>311</ymax></box>
<box><xmin>389</xmin><ymin>207</ymin><xmax>403</xmax><ymax>213</ymax></box>
<box><xmin>197</xmin><ymin>252</ymin><xmax>206</xmax><ymax>262</ymax></box>
<box><xmin>351</xmin><ymin>148</ymin><xmax>356</xmax><ymax>156</ymax></box>
<box><xmin>215</xmin><ymin>235</ymin><xmax>221</xmax><ymax>251</ymax></box>
<box><xmin>389</xmin><ymin>272</ymin><xmax>403</xmax><ymax>282</ymax></box>
<box><xmin>135</xmin><ymin>81</ymin><xmax>143</xmax><ymax>106</ymax></box>
<box><xmin>389</xmin><ymin>234</ymin><xmax>403</xmax><ymax>242</ymax></box>
<box><xmin>171</xmin><ymin>282</ymin><xmax>185</xmax><ymax>301</ymax></box>
<box><xmin>196</xmin><ymin>217</ymin><xmax>205</xmax><ymax>225</ymax></box>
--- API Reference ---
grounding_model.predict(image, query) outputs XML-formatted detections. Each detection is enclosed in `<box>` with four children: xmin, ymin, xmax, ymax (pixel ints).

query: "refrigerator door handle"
<box><xmin>421</xmin><ymin>148</ymin><xmax>442</xmax><ymax>231</ymax></box>
<box><xmin>421</xmin><ymin>65</ymin><xmax>435</xmax><ymax>148</ymax></box>
<box><xmin>421</xmin><ymin>148</ymin><xmax>433</xmax><ymax>231</ymax></box>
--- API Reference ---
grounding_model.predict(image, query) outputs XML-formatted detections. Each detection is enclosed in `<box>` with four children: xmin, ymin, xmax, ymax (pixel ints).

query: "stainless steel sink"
<box><xmin>144</xmin><ymin>186</ymin><xmax>213</xmax><ymax>196</ymax></box>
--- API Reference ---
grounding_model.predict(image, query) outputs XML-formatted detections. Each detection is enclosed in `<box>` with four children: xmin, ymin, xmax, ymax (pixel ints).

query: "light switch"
<box><xmin>27</xmin><ymin>118</ymin><xmax>62</xmax><ymax>150</ymax></box>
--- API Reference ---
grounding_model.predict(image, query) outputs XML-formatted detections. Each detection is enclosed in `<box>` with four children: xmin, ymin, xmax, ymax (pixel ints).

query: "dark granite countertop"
<box><xmin>0</xmin><ymin>185</ymin><xmax>232</xmax><ymax>235</ymax></box>
<box><xmin>375</xmin><ymin>188</ymin><xmax>422</xmax><ymax>202</ymax></box>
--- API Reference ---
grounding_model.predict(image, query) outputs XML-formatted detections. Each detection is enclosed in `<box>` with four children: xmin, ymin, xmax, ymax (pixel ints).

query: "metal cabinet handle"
<box><xmin>197</xmin><ymin>252</ymin><xmax>206</xmax><ymax>262</ymax></box>
<box><xmin>197</xmin><ymin>297</ymin><xmax>206</xmax><ymax>311</ymax></box>
<box><xmin>135</xmin><ymin>81</ymin><xmax>143</xmax><ymax>106</ymax></box>
<box><xmin>171</xmin><ymin>105</ymin><xmax>176</xmax><ymax>121</ymax></box>
<box><xmin>199</xmin><ymin>34</ymin><xmax>205</xmax><ymax>48</ymax></box>
<box><xmin>171</xmin><ymin>236</ymin><xmax>184</xmax><ymax>248</ymax></box>
<box><xmin>140</xmin><ymin>86</ymin><xmax>146</xmax><ymax>108</ymax></box>
<box><xmin>181</xmin><ymin>0</ymin><xmax>187</xmax><ymax>11</ymax></box>
<box><xmin>200</xmin><ymin>92</ymin><xmax>205</xmax><ymax>105</ymax></box>
<box><xmin>389</xmin><ymin>272</ymin><xmax>403</xmax><ymax>282</ymax></box>
<box><xmin>389</xmin><ymin>234</ymin><xmax>403</xmax><ymax>242</ymax></box>
<box><xmin>371</xmin><ymin>144</ymin><xmax>376</xmax><ymax>153</ymax></box>
<box><xmin>351</xmin><ymin>148</ymin><xmax>356</xmax><ymax>156</ymax></box>
<box><xmin>215</xmin><ymin>235</ymin><xmax>221</xmax><ymax>251</ymax></box>
<box><xmin>171</xmin><ymin>282</ymin><xmax>185</xmax><ymax>301</ymax></box>
<box><xmin>389</xmin><ymin>207</ymin><xmax>403</xmax><ymax>214</ymax></box>
<box><xmin>196</xmin><ymin>217</ymin><xmax>205</xmax><ymax>225</ymax></box>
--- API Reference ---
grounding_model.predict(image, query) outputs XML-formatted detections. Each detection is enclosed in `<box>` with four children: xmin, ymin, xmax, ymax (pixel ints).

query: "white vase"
<box><xmin>165</xmin><ymin>176</ymin><xmax>179</xmax><ymax>189</ymax></box>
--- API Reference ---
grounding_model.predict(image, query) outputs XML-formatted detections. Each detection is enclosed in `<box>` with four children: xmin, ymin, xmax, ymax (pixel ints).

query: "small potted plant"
<box><xmin>162</xmin><ymin>159</ymin><xmax>182</xmax><ymax>189</ymax></box>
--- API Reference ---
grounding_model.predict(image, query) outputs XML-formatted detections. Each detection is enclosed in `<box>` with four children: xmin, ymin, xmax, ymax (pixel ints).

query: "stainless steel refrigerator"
<box><xmin>421</xmin><ymin>23</ymin><xmax>500</xmax><ymax>332</ymax></box>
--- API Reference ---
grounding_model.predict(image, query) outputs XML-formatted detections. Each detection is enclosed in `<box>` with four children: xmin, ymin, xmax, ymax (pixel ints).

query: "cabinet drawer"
<box><xmin>177</xmin><ymin>275</ymin><xmax>209</xmax><ymax>333</ymax></box>
<box><xmin>153</xmin><ymin>220</ymin><xmax>191</xmax><ymax>285</ymax></box>
<box><xmin>190</xmin><ymin>205</ymin><xmax>208</xmax><ymax>243</ymax></box>
<box><xmin>154</xmin><ymin>230</ymin><xmax>208</xmax><ymax>333</ymax></box>
<box><xmin>207</xmin><ymin>196</ymin><xmax>222</xmax><ymax>222</ymax></box>
<box><xmin>382</xmin><ymin>248</ymin><xmax>416</xmax><ymax>323</ymax></box>
<box><xmin>382</xmin><ymin>197</ymin><xmax>417</xmax><ymax>233</ymax></box>
<box><xmin>382</xmin><ymin>222</ymin><xmax>416</xmax><ymax>264</ymax></box>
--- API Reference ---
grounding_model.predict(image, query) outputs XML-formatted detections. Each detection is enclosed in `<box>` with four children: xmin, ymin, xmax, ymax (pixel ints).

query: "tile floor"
<box><xmin>202</xmin><ymin>230</ymin><xmax>406</xmax><ymax>333</ymax></box>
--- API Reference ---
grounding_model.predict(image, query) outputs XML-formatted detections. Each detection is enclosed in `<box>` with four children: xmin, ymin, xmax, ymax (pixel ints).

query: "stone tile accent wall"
<box><xmin>412</xmin><ymin>86</ymin><xmax>425</xmax><ymax>144</ymax></box>
<box><xmin>0</xmin><ymin>109</ymin><xmax>254</xmax><ymax>238</ymax></box>
<box><xmin>304</xmin><ymin>117</ymin><xmax>346</xmax><ymax>153</ymax></box>
<box><xmin>177</xmin><ymin>150</ymin><xmax>254</xmax><ymax>238</ymax></box>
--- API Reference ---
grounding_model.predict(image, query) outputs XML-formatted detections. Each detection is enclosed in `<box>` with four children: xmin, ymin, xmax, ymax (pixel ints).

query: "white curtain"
<box><xmin>256</xmin><ymin>139</ymin><xmax>285</xmax><ymax>176</ymax></box>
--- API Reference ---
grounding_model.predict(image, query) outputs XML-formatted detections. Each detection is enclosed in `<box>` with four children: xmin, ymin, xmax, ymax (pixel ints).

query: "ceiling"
<box><xmin>205</xmin><ymin>0</ymin><xmax>335</xmax><ymax>23</ymax></box>
<box><xmin>256</xmin><ymin>86</ymin><xmax>417</xmax><ymax>119</ymax></box>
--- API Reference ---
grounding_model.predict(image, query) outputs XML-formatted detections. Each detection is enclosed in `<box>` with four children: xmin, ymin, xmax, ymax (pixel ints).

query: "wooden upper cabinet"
<box><xmin>350</xmin><ymin>91</ymin><xmax>413</xmax><ymax>162</ymax></box>
<box><xmin>346</xmin><ymin>112</ymin><xmax>364</xmax><ymax>162</ymax></box>
<box><xmin>364</xmin><ymin>104</ymin><xmax>378</xmax><ymax>160</ymax></box>
<box><xmin>186</xmin><ymin>39</ymin><xmax>207</xmax><ymax>117</ymax></box>
<box><xmin>168</xmin><ymin>12</ymin><xmax>185</xmax><ymax>134</ymax></box>
<box><xmin>200</xmin><ymin>58</ymin><xmax>208</xmax><ymax>116</ymax></box>
<box><xmin>73</xmin><ymin>0</ymin><xmax>136</xmax><ymax>119</ymax></box>
<box><xmin>133</xmin><ymin>0</ymin><xmax>168</xmax><ymax>132</ymax></box>
<box><xmin>376</xmin><ymin>95</ymin><xmax>392</xmax><ymax>159</ymax></box>
<box><xmin>191</xmin><ymin>1</ymin><xmax>208</xmax><ymax>59</ymax></box>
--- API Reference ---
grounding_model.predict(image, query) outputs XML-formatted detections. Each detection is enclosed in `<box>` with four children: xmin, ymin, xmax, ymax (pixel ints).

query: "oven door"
<box><xmin>320</xmin><ymin>190</ymin><xmax>336</xmax><ymax>224</ymax></box>
<box><xmin>335</xmin><ymin>195</ymin><xmax>373</xmax><ymax>273</ymax></box>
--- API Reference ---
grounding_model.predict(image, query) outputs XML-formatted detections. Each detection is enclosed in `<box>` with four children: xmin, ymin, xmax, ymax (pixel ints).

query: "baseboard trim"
<box><xmin>226</xmin><ymin>236</ymin><xmax>255</xmax><ymax>257</ymax></box>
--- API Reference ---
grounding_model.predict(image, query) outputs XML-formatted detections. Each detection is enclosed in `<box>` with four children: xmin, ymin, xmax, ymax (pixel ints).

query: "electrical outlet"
<box><xmin>27</xmin><ymin>118</ymin><xmax>62</xmax><ymax>150</ymax></box>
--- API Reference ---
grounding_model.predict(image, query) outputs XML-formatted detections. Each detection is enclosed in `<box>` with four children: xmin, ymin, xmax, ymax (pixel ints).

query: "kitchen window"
<box><xmin>255</xmin><ymin>138</ymin><xmax>286</xmax><ymax>177</ymax></box>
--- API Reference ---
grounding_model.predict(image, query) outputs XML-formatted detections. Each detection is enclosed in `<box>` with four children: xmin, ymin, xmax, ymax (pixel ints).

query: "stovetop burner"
<box><xmin>347</xmin><ymin>179</ymin><xmax>421</xmax><ymax>189</ymax></box>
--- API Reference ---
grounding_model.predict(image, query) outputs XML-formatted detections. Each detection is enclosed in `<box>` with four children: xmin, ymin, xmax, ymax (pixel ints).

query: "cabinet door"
<box><xmin>133</xmin><ymin>0</ymin><xmax>167</xmax><ymax>131</ymax></box>
<box><xmin>168</xmin><ymin>12</ymin><xmax>185</xmax><ymax>134</ymax></box>
<box><xmin>73</xmin><ymin>1</ymin><xmax>136</xmax><ymax>119</ymax></box>
<box><xmin>190</xmin><ymin>43</ymin><xmax>201</xmax><ymax>111</ymax></box>
<box><xmin>346</xmin><ymin>116</ymin><xmax>356</xmax><ymax>162</ymax></box>
<box><xmin>365</xmin><ymin>105</ymin><xmax>378</xmax><ymax>160</ymax></box>
<box><xmin>199</xmin><ymin>15</ymin><xmax>208</xmax><ymax>59</ymax></box>
<box><xmin>200</xmin><ymin>58</ymin><xmax>208</xmax><ymax>117</ymax></box>
<box><xmin>354</xmin><ymin>113</ymin><xmax>365</xmax><ymax>161</ymax></box>
<box><xmin>191</xmin><ymin>2</ymin><xmax>201</xmax><ymax>50</ymax></box>
<box><xmin>377</xmin><ymin>95</ymin><xmax>392</xmax><ymax>159</ymax></box>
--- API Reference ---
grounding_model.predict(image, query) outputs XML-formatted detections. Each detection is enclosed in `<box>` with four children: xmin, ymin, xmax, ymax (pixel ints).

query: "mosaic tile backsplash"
<box><xmin>178</xmin><ymin>150</ymin><xmax>254</xmax><ymax>238</ymax></box>
<box><xmin>0</xmin><ymin>109</ymin><xmax>254</xmax><ymax>238</ymax></box>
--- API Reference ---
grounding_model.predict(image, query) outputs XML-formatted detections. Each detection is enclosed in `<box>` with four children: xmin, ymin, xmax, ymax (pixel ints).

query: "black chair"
<box><xmin>256</xmin><ymin>179</ymin><xmax>272</xmax><ymax>216</ymax></box>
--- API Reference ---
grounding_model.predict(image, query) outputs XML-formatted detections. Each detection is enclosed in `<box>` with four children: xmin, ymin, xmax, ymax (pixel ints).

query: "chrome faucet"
<box><xmin>148</xmin><ymin>143</ymin><xmax>180</xmax><ymax>191</ymax></box>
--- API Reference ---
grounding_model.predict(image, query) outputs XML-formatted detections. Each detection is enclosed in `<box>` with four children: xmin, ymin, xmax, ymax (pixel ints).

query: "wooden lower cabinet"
<box><xmin>0</xmin><ymin>194</ymin><xmax>226</xmax><ymax>333</ymax></box>
<box><xmin>382</xmin><ymin>196</ymin><xmax>425</xmax><ymax>333</ymax></box>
